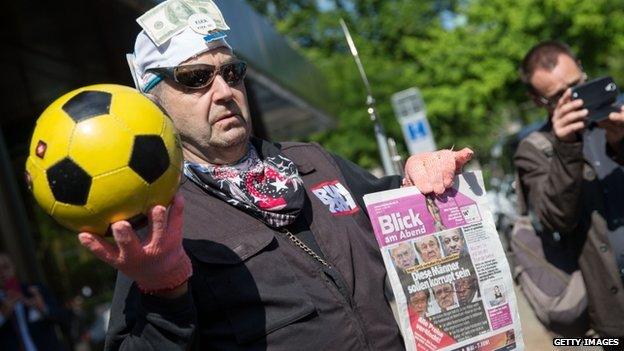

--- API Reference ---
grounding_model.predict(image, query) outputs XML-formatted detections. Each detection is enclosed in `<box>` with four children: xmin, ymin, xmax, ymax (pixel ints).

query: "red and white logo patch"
<box><xmin>311</xmin><ymin>180</ymin><xmax>359</xmax><ymax>215</ymax></box>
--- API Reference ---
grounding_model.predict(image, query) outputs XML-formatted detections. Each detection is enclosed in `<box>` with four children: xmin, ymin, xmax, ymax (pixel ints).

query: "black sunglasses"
<box><xmin>146</xmin><ymin>61</ymin><xmax>247</xmax><ymax>89</ymax></box>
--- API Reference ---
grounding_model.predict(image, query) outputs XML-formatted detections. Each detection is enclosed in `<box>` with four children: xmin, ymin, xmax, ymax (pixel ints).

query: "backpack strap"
<box><xmin>525</xmin><ymin>132</ymin><xmax>553</xmax><ymax>157</ymax></box>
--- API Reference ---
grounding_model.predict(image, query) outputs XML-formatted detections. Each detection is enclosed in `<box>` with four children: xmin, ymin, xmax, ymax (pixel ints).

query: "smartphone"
<box><xmin>571</xmin><ymin>76</ymin><xmax>621</xmax><ymax>123</ymax></box>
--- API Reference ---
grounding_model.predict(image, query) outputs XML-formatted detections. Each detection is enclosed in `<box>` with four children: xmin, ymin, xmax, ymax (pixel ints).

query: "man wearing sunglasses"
<box><xmin>77</xmin><ymin>2</ymin><xmax>474</xmax><ymax>350</ymax></box>
<box><xmin>515</xmin><ymin>41</ymin><xmax>624</xmax><ymax>338</ymax></box>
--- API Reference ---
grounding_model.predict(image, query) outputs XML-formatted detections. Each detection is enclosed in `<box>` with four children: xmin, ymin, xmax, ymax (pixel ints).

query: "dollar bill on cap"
<box><xmin>137</xmin><ymin>0</ymin><xmax>229</xmax><ymax>47</ymax></box>
<box><xmin>185</xmin><ymin>0</ymin><xmax>230</xmax><ymax>31</ymax></box>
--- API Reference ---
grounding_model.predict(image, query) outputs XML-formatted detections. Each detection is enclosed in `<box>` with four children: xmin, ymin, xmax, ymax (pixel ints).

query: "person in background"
<box><xmin>0</xmin><ymin>253</ymin><xmax>65</xmax><ymax>351</ymax></box>
<box><xmin>516</xmin><ymin>40</ymin><xmax>624</xmax><ymax>337</ymax></box>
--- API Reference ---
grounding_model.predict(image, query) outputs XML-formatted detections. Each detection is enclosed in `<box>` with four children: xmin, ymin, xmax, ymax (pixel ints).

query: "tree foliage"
<box><xmin>250</xmin><ymin>0</ymin><xmax>624</xmax><ymax>169</ymax></box>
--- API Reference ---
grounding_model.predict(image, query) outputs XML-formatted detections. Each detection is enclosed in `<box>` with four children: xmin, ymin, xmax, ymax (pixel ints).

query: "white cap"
<box><xmin>129</xmin><ymin>26</ymin><xmax>231</xmax><ymax>92</ymax></box>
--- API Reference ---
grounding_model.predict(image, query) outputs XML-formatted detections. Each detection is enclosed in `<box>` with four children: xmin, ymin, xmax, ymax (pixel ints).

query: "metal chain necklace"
<box><xmin>280</xmin><ymin>229</ymin><xmax>330</xmax><ymax>267</ymax></box>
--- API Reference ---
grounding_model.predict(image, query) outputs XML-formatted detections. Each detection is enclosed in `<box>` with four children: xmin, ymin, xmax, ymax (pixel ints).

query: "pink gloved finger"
<box><xmin>440</xmin><ymin>150</ymin><xmax>456</xmax><ymax>188</ymax></box>
<box><xmin>432</xmin><ymin>182</ymin><xmax>446</xmax><ymax>195</ymax></box>
<box><xmin>430</xmin><ymin>164</ymin><xmax>447</xmax><ymax>195</ymax></box>
<box><xmin>127</xmin><ymin>193</ymin><xmax>191</xmax><ymax>293</ymax></box>
<box><xmin>165</xmin><ymin>194</ymin><xmax>185</xmax><ymax>247</ymax></box>
<box><xmin>147</xmin><ymin>205</ymin><xmax>168</xmax><ymax>247</ymax></box>
<box><xmin>401</xmin><ymin>177</ymin><xmax>412</xmax><ymax>187</ymax></box>
<box><xmin>454</xmin><ymin>148</ymin><xmax>474</xmax><ymax>171</ymax></box>
<box><xmin>410</xmin><ymin>160</ymin><xmax>433</xmax><ymax>194</ymax></box>
<box><xmin>423</xmin><ymin>155</ymin><xmax>443</xmax><ymax>195</ymax></box>
<box><xmin>438</xmin><ymin>151</ymin><xmax>456</xmax><ymax>193</ymax></box>
<box><xmin>111</xmin><ymin>221</ymin><xmax>141</xmax><ymax>261</ymax></box>
<box><xmin>424</xmin><ymin>150</ymin><xmax>454</xmax><ymax>195</ymax></box>
<box><xmin>74</xmin><ymin>197</ymin><xmax>191</xmax><ymax>293</ymax></box>
<box><xmin>78</xmin><ymin>232</ymin><xmax>119</xmax><ymax>265</ymax></box>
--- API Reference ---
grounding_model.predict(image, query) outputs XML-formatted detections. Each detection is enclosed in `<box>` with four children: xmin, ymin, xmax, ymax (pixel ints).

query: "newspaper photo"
<box><xmin>363</xmin><ymin>171</ymin><xmax>523</xmax><ymax>351</ymax></box>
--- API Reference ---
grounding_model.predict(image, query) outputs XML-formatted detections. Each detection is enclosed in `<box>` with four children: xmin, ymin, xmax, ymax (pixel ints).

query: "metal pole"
<box><xmin>339</xmin><ymin>18</ymin><xmax>398</xmax><ymax>176</ymax></box>
<box><xmin>387</xmin><ymin>138</ymin><xmax>404</xmax><ymax>176</ymax></box>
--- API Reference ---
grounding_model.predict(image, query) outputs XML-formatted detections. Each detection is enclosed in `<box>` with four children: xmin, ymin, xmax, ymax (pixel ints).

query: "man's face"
<box><xmin>155</xmin><ymin>47</ymin><xmax>251</xmax><ymax>160</ymax></box>
<box><xmin>440</xmin><ymin>230</ymin><xmax>464</xmax><ymax>255</ymax></box>
<box><xmin>409</xmin><ymin>290</ymin><xmax>429</xmax><ymax>314</ymax></box>
<box><xmin>416</xmin><ymin>237</ymin><xmax>441</xmax><ymax>263</ymax></box>
<box><xmin>530</xmin><ymin>54</ymin><xmax>584</xmax><ymax>114</ymax></box>
<box><xmin>433</xmin><ymin>283</ymin><xmax>455</xmax><ymax>310</ymax></box>
<box><xmin>391</xmin><ymin>244</ymin><xmax>416</xmax><ymax>270</ymax></box>
<box><xmin>454</xmin><ymin>276</ymin><xmax>477</xmax><ymax>305</ymax></box>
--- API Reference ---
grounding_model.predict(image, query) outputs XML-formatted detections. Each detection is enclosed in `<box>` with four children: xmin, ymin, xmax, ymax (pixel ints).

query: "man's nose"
<box><xmin>211</xmin><ymin>75</ymin><xmax>235</xmax><ymax>102</ymax></box>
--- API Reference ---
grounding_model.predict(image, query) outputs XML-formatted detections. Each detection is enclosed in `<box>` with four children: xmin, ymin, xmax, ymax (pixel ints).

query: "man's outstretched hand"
<box><xmin>402</xmin><ymin>148</ymin><xmax>474</xmax><ymax>195</ymax></box>
<box><xmin>78</xmin><ymin>194</ymin><xmax>191</xmax><ymax>298</ymax></box>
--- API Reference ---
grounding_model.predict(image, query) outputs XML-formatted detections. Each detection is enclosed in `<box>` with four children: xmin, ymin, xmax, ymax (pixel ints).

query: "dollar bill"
<box><xmin>185</xmin><ymin>0</ymin><xmax>230</xmax><ymax>31</ymax></box>
<box><xmin>136</xmin><ymin>0</ymin><xmax>197</xmax><ymax>46</ymax></box>
<box><xmin>136</xmin><ymin>0</ymin><xmax>229</xmax><ymax>47</ymax></box>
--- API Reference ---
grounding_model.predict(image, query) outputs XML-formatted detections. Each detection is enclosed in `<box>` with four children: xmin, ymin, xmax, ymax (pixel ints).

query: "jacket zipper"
<box><xmin>278</xmin><ymin>229</ymin><xmax>375</xmax><ymax>350</ymax></box>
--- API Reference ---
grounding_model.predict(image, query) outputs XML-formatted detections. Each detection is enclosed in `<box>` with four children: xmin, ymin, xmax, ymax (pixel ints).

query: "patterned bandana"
<box><xmin>183</xmin><ymin>143</ymin><xmax>305</xmax><ymax>228</ymax></box>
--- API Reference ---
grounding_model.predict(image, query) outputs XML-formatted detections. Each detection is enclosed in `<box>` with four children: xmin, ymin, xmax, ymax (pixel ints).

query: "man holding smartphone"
<box><xmin>515</xmin><ymin>41</ymin><xmax>624</xmax><ymax>337</ymax></box>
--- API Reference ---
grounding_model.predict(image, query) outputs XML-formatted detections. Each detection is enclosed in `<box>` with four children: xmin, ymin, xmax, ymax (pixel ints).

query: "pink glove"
<box><xmin>402</xmin><ymin>148</ymin><xmax>474</xmax><ymax>195</ymax></box>
<box><xmin>78</xmin><ymin>194</ymin><xmax>192</xmax><ymax>293</ymax></box>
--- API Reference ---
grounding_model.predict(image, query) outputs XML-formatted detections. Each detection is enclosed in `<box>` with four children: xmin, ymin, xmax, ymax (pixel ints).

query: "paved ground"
<box><xmin>514</xmin><ymin>284</ymin><xmax>555</xmax><ymax>349</ymax></box>
<box><xmin>514</xmin><ymin>285</ymin><xmax>602</xmax><ymax>351</ymax></box>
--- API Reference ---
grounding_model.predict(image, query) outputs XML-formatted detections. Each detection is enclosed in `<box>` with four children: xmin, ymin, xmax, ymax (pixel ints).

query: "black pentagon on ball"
<box><xmin>62</xmin><ymin>91</ymin><xmax>112</xmax><ymax>122</ymax></box>
<box><xmin>47</xmin><ymin>158</ymin><xmax>92</xmax><ymax>205</ymax></box>
<box><xmin>129</xmin><ymin>135</ymin><xmax>170</xmax><ymax>184</ymax></box>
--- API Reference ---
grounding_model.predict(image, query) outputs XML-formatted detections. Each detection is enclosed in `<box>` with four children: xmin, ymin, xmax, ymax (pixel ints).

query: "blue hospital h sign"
<box><xmin>407</xmin><ymin>120</ymin><xmax>428</xmax><ymax>141</ymax></box>
<box><xmin>392</xmin><ymin>87</ymin><xmax>436</xmax><ymax>154</ymax></box>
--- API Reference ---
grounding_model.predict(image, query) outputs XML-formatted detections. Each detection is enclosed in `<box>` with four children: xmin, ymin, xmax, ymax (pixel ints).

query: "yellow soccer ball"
<box><xmin>25</xmin><ymin>84</ymin><xmax>183</xmax><ymax>235</ymax></box>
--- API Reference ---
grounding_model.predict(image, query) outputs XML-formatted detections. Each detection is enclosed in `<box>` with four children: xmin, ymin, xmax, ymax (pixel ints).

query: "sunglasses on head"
<box><xmin>146</xmin><ymin>61</ymin><xmax>247</xmax><ymax>90</ymax></box>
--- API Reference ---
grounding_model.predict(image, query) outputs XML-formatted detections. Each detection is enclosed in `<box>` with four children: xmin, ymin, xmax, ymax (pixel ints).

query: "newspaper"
<box><xmin>363</xmin><ymin>171</ymin><xmax>523</xmax><ymax>351</ymax></box>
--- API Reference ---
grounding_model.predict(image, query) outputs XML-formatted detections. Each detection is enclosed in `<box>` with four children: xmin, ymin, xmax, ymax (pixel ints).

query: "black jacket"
<box><xmin>105</xmin><ymin>141</ymin><xmax>404</xmax><ymax>350</ymax></box>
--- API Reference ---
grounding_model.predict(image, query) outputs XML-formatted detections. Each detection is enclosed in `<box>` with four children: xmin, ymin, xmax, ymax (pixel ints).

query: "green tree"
<box><xmin>250</xmin><ymin>0</ymin><xmax>624</xmax><ymax>170</ymax></box>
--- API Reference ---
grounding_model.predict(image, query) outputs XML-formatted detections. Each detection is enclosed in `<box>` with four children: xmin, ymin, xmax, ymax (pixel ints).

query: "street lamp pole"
<box><xmin>339</xmin><ymin>18</ymin><xmax>399</xmax><ymax>176</ymax></box>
